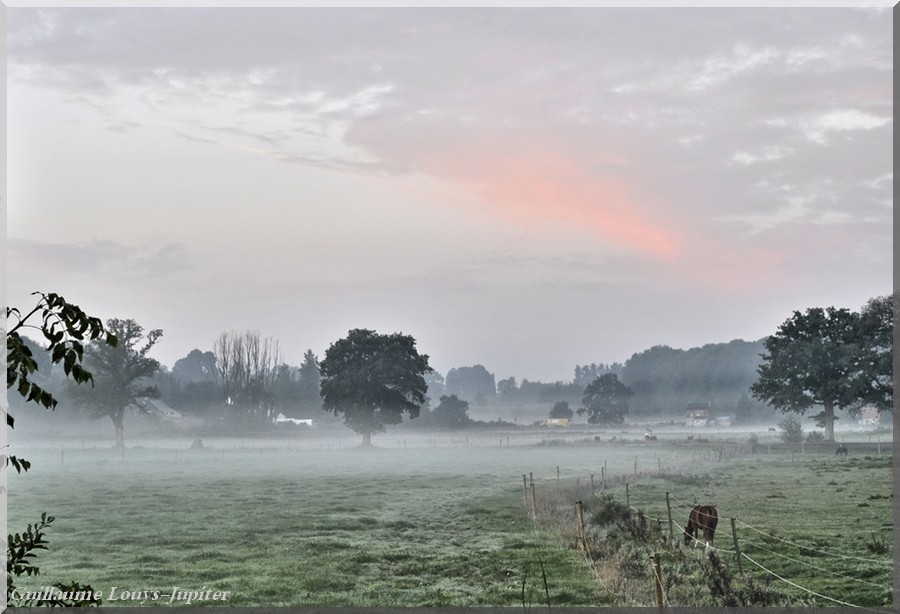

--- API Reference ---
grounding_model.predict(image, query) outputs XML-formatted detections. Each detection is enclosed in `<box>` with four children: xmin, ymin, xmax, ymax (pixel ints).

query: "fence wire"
<box><xmin>742</xmin><ymin>539</ymin><xmax>888</xmax><ymax>589</ymax></box>
<box><xmin>734</xmin><ymin>518</ymin><xmax>893</xmax><ymax>566</ymax></box>
<box><xmin>739</xmin><ymin>552</ymin><xmax>892</xmax><ymax>613</ymax></box>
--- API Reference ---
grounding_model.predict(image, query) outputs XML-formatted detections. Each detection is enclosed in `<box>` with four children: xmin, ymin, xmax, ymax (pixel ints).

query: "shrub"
<box><xmin>778</xmin><ymin>416</ymin><xmax>803</xmax><ymax>443</ymax></box>
<box><xmin>805</xmin><ymin>430</ymin><xmax>825</xmax><ymax>442</ymax></box>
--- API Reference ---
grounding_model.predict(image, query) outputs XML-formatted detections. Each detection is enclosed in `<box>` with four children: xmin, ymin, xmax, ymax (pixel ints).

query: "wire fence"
<box><xmin>525</xmin><ymin>456</ymin><xmax>893</xmax><ymax>610</ymax></box>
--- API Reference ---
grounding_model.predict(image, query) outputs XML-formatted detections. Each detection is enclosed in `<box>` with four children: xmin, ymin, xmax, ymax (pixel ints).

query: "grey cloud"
<box><xmin>8</xmin><ymin>238</ymin><xmax>193</xmax><ymax>280</ymax></box>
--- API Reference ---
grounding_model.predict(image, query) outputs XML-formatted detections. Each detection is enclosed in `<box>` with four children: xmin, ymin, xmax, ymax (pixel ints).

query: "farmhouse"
<box><xmin>275</xmin><ymin>413</ymin><xmax>313</xmax><ymax>427</ymax></box>
<box><xmin>132</xmin><ymin>397</ymin><xmax>182</xmax><ymax>420</ymax></box>
<box><xmin>539</xmin><ymin>418</ymin><xmax>570</xmax><ymax>427</ymax></box>
<box><xmin>684</xmin><ymin>402</ymin><xmax>711</xmax><ymax>427</ymax></box>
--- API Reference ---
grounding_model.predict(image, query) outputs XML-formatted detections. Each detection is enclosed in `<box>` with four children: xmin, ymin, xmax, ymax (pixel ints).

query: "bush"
<box><xmin>778</xmin><ymin>416</ymin><xmax>803</xmax><ymax>443</ymax></box>
<box><xmin>805</xmin><ymin>430</ymin><xmax>825</xmax><ymax>442</ymax></box>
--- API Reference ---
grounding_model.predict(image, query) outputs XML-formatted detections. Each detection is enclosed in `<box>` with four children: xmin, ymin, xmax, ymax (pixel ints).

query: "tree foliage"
<box><xmin>549</xmin><ymin>401</ymin><xmax>573</xmax><ymax>420</ymax></box>
<box><xmin>620</xmin><ymin>340</ymin><xmax>768</xmax><ymax>419</ymax></box>
<box><xmin>750</xmin><ymin>303</ymin><xmax>890</xmax><ymax>441</ymax></box>
<box><xmin>319</xmin><ymin>328</ymin><xmax>431</xmax><ymax>446</ymax></box>
<box><xmin>445</xmin><ymin>364</ymin><xmax>496</xmax><ymax>406</ymax></box>
<box><xmin>297</xmin><ymin>349</ymin><xmax>323</xmax><ymax>414</ymax></box>
<box><xmin>7</xmin><ymin>292</ymin><xmax>115</xmax><ymax>424</ymax></box>
<box><xmin>578</xmin><ymin>373</ymin><xmax>633</xmax><ymax>425</ymax></box>
<box><xmin>855</xmin><ymin>293</ymin><xmax>894</xmax><ymax>412</ymax></box>
<box><xmin>70</xmin><ymin>318</ymin><xmax>162</xmax><ymax>446</ymax></box>
<box><xmin>433</xmin><ymin>394</ymin><xmax>471</xmax><ymax>429</ymax></box>
<box><xmin>6</xmin><ymin>292</ymin><xmax>113</xmax><ymax>605</ymax></box>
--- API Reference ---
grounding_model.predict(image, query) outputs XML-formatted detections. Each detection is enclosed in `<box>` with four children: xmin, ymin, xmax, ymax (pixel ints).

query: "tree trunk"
<box><xmin>361</xmin><ymin>432</ymin><xmax>372</xmax><ymax>447</ymax></box>
<box><xmin>823</xmin><ymin>399</ymin><xmax>835</xmax><ymax>442</ymax></box>
<box><xmin>111</xmin><ymin>413</ymin><xmax>125</xmax><ymax>447</ymax></box>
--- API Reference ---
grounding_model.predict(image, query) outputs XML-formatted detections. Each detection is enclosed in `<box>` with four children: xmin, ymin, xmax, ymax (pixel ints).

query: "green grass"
<box><xmin>7</xmin><ymin>435</ymin><xmax>893</xmax><ymax>607</ymax></box>
<box><xmin>8</xmin><ymin>441</ymin><xmax>612</xmax><ymax>607</ymax></box>
<box><xmin>600</xmin><ymin>453</ymin><xmax>894</xmax><ymax>607</ymax></box>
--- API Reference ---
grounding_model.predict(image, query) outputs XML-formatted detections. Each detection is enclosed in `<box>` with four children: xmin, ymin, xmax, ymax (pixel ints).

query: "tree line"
<box><xmin>9</xmin><ymin>292</ymin><xmax>894</xmax><ymax>447</ymax></box>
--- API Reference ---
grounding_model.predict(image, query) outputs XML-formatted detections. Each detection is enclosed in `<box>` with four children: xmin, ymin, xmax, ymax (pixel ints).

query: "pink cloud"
<box><xmin>414</xmin><ymin>143</ymin><xmax>681</xmax><ymax>260</ymax></box>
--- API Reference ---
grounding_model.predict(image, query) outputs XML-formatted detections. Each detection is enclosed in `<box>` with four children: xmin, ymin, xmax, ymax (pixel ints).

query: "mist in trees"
<box><xmin>22</xmin><ymin>293</ymin><xmax>889</xmax><ymax>437</ymax></box>
<box><xmin>212</xmin><ymin>330</ymin><xmax>281</xmax><ymax>427</ymax></box>
<box><xmin>431</xmin><ymin>394</ymin><xmax>472</xmax><ymax>429</ymax></box>
<box><xmin>618</xmin><ymin>340</ymin><xmax>772</xmax><ymax>421</ymax></box>
<box><xmin>445</xmin><ymin>365</ymin><xmax>496</xmax><ymax>406</ymax></box>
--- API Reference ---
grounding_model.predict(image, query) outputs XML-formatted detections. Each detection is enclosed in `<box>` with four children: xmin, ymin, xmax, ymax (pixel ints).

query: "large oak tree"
<box><xmin>319</xmin><ymin>328</ymin><xmax>431</xmax><ymax>446</ymax></box>
<box><xmin>751</xmin><ymin>300</ymin><xmax>893</xmax><ymax>442</ymax></box>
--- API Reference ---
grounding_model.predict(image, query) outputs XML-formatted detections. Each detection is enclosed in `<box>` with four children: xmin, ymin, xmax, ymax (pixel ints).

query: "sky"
<box><xmin>5</xmin><ymin>7</ymin><xmax>893</xmax><ymax>383</ymax></box>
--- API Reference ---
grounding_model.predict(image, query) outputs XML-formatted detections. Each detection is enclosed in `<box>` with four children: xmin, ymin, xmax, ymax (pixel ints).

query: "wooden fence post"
<box><xmin>625</xmin><ymin>482</ymin><xmax>630</xmax><ymax>508</ymax></box>
<box><xmin>523</xmin><ymin>474</ymin><xmax>528</xmax><ymax>508</ymax></box>
<box><xmin>651</xmin><ymin>553</ymin><xmax>664</xmax><ymax>607</ymax></box>
<box><xmin>665</xmin><ymin>492</ymin><xmax>674</xmax><ymax>543</ymax></box>
<box><xmin>590</xmin><ymin>474</ymin><xmax>595</xmax><ymax>495</ymax></box>
<box><xmin>556</xmin><ymin>465</ymin><xmax>560</xmax><ymax>486</ymax></box>
<box><xmin>531</xmin><ymin>481</ymin><xmax>537</xmax><ymax>521</ymax></box>
<box><xmin>634</xmin><ymin>456</ymin><xmax>638</xmax><ymax>475</ymax></box>
<box><xmin>600</xmin><ymin>466</ymin><xmax>605</xmax><ymax>483</ymax></box>
<box><xmin>576</xmin><ymin>500</ymin><xmax>589</xmax><ymax>558</ymax></box>
<box><xmin>730</xmin><ymin>517</ymin><xmax>743</xmax><ymax>575</ymax></box>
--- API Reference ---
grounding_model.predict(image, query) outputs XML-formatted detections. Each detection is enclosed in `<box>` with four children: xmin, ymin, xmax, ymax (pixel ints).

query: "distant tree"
<box><xmin>271</xmin><ymin>363</ymin><xmax>300</xmax><ymax>414</ymax></box>
<box><xmin>212</xmin><ymin>330</ymin><xmax>281</xmax><ymax>426</ymax></box>
<box><xmin>433</xmin><ymin>394</ymin><xmax>471</xmax><ymax>429</ymax></box>
<box><xmin>496</xmin><ymin>376</ymin><xmax>518</xmax><ymax>401</ymax></box>
<box><xmin>620</xmin><ymin>340</ymin><xmax>767</xmax><ymax>419</ymax></box>
<box><xmin>319</xmin><ymin>328</ymin><xmax>431</xmax><ymax>446</ymax></box>
<box><xmin>751</xmin><ymin>306</ymin><xmax>865</xmax><ymax>441</ymax></box>
<box><xmin>172</xmin><ymin>348</ymin><xmax>218</xmax><ymax>383</ymax></box>
<box><xmin>297</xmin><ymin>349</ymin><xmax>322</xmax><ymax>414</ymax></box>
<box><xmin>70</xmin><ymin>318</ymin><xmax>162</xmax><ymax>446</ymax></box>
<box><xmin>578</xmin><ymin>373</ymin><xmax>633</xmax><ymax>425</ymax></box>
<box><xmin>423</xmin><ymin>369</ymin><xmax>445</xmax><ymax>404</ymax></box>
<box><xmin>734</xmin><ymin>392</ymin><xmax>754</xmax><ymax>424</ymax></box>
<box><xmin>549</xmin><ymin>400</ymin><xmax>573</xmax><ymax>420</ymax></box>
<box><xmin>445</xmin><ymin>364</ymin><xmax>496</xmax><ymax>405</ymax></box>
<box><xmin>159</xmin><ymin>348</ymin><xmax>220</xmax><ymax>414</ymax></box>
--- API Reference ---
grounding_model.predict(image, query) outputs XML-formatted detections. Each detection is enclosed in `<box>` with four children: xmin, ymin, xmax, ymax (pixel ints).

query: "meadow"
<box><xmin>6</xmin><ymin>426</ymin><xmax>894</xmax><ymax>607</ymax></box>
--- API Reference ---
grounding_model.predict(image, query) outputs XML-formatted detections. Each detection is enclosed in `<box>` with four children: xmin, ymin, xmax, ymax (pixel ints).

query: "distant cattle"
<box><xmin>684</xmin><ymin>505</ymin><xmax>718</xmax><ymax>548</ymax></box>
<box><xmin>644</xmin><ymin>433</ymin><xmax>658</xmax><ymax>441</ymax></box>
<box><xmin>835</xmin><ymin>445</ymin><xmax>848</xmax><ymax>457</ymax></box>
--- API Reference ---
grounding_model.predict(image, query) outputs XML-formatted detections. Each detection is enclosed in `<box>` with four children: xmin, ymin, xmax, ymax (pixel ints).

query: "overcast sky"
<box><xmin>6</xmin><ymin>7</ymin><xmax>893</xmax><ymax>383</ymax></box>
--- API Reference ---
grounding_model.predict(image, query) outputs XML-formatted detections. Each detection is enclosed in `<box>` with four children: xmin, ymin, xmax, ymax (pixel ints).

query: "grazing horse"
<box><xmin>835</xmin><ymin>445</ymin><xmax>848</xmax><ymax>457</ymax></box>
<box><xmin>684</xmin><ymin>505</ymin><xmax>718</xmax><ymax>548</ymax></box>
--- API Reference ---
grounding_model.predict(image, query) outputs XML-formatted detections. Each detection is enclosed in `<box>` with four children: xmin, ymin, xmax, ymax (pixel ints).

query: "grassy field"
<box><xmin>6</xmin><ymin>429</ymin><xmax>894</xmax><ymax>607</ymax></box>
<box><xmin>8</xmin><ymin>437</ymin><xmax>627</xmax><ymax>607</ymax></box>
<box><xmin>558</xmin><ymin>450</ymin><xmax>894</xmax><ymax>607</ymax></box>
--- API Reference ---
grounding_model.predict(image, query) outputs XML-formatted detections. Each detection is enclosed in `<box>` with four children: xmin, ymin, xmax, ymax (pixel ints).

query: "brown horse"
<box><xmin>835</xmin><ymin>445</ymin><xmax>848</xmax><ymax>457</ymax></box>
<box><xmin>684</xmin><ymin>505</ymin><xmax>718</xmax><ymax>547</ymax></box>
